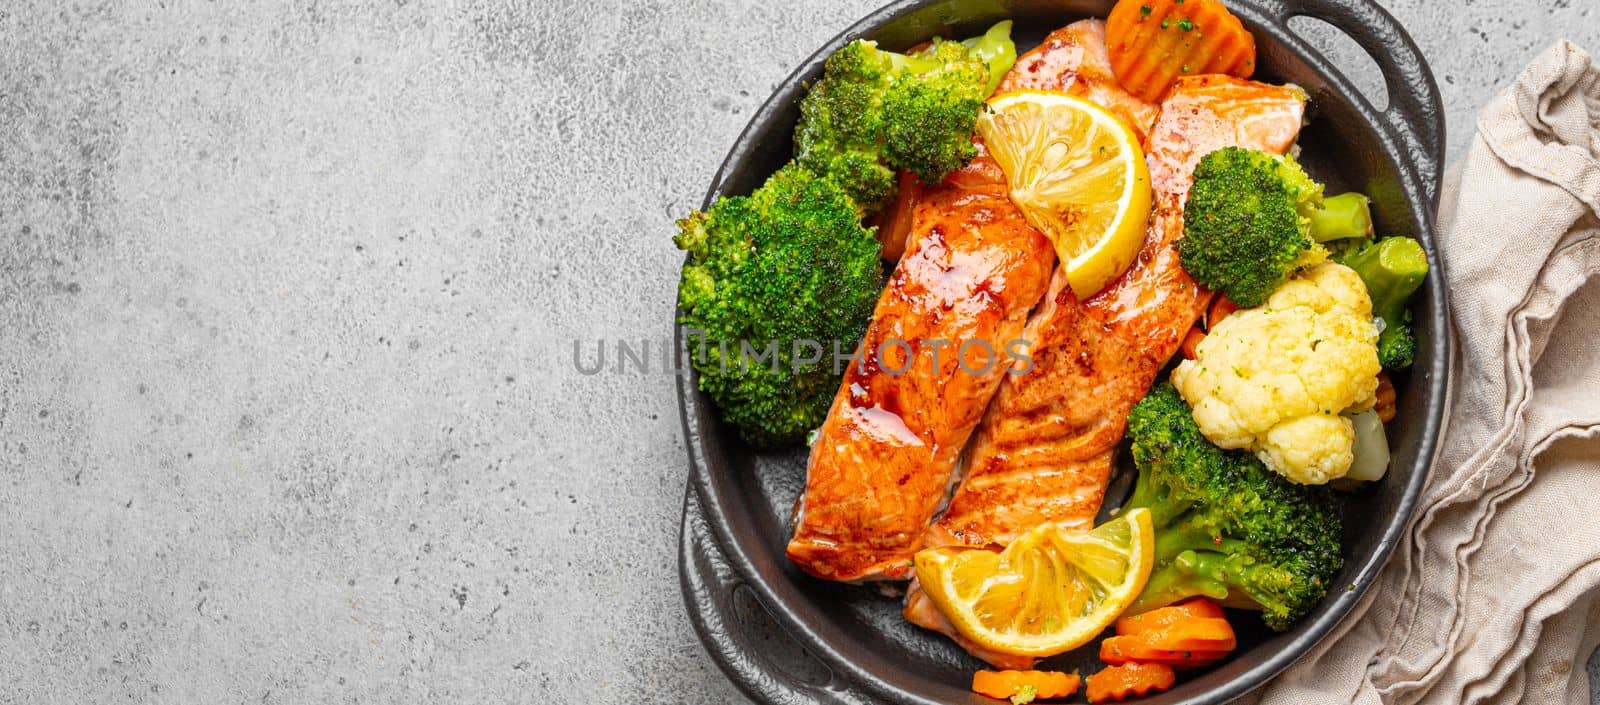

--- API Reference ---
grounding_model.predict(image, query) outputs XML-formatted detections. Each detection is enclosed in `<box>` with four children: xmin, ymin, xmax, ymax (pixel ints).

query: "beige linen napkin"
<box><xmin>1242</xmin><ymin>40</ymin><xmax>1600</xmax><ymax>705</ymax></box>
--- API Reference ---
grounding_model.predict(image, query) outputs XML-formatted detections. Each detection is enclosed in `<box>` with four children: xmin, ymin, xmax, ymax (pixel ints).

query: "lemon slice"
<box><xmin>978</xmin><ymin>91</ymin><xmax>1152</xmax><ymax>299</ymax></box>
<box><xmin>914</xmin><ymin>509</ymin><xmax>1155</xmax><ymax>657</ymax></box>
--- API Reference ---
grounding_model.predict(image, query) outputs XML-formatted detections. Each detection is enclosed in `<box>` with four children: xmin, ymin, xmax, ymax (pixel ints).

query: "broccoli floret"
<box><xmin>1117</xmin><ymin>384</ymin><xmax>1344</xmax><ymax>631</ymax></box>
<box><xmin>961</xmin><ymin>20</ymin><xmax>1020</xmax><ymax>99</ymax></box>
<box><xmin>793</xmin><ymin>22</ymin><xmax>1016</xmax><ymax>210</ymax></box>
<box><xmin>1178</xmin><ymin>147</ymin><xmax>1327</xmax><ymax>307</ymax></box>
<box><xmin>674</xmin><ymin>25</ymin><xmax>1011</xmax><ymax>444</ymax></box>
<box><xmin>675</xmin><ymin>165</ymin><xmax>884</xmax><ymax>446</ymax></box>
<box><xmin>1333</xmin><ymin>236</ymin><xmax>1429</xmax><ymax>370</ymax></box>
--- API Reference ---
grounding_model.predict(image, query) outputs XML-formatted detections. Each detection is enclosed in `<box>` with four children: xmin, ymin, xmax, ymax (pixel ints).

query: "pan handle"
<box><xmin>1263</xmin><ymin>0</ymin><xmax>1446</xmax><ymax>206</ymax></box>
<box><xmin>679</xmin><ymin>491</ymin><xmax>875</xmax><ymax>705</ymax></box>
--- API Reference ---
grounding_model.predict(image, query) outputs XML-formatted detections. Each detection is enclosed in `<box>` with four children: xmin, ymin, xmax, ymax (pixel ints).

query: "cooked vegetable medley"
<box><xmin>674</xmin><ymin>0</ymin><xmax>1431</xmax><ymax>699</ymax></box>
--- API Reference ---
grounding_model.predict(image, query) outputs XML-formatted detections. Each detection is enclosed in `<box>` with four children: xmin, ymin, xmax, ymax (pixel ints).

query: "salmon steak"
<box><xmin>785</xmin><ymin>20</ymin><xmax>1158</xmax><ymax>584</ymax></box>
<box><xmin>905</xmin><ymin>74</ymin><xmax>1308</xmax><ymax>666</ymax></box>
<box><xmin>783</xmin><ymin>147</ymin><xmax>1054</xmax><ymax>583</ymax></box>
<box><xmin>925</xmin><ymin>75</ymin><xmax>1309</xmax><ymax>553</ymax></box>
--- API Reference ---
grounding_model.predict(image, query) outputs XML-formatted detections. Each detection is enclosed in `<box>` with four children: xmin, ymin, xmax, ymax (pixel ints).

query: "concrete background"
<box><xmin>0</xmin><ymin>0</ymin><xmax>1595</xmax><ymax>703</ymax></box>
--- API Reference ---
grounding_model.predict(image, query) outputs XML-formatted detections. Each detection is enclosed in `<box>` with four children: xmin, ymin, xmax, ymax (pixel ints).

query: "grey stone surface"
<box><xmin>0</xmin><ymin>1</ymin><xmax>1594</xmax><ymax>703</ymax></box>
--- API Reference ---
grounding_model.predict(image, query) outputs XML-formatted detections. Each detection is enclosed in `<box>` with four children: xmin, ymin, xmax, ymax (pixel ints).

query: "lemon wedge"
<box><xmin>914</xmin><ymin>509</ymin><xmax>1155</xmax><ymax>657</ymax></box>
<box><xmin>978</xmin><ymin>91</ymin><xmax>1152</xmax><ymax>299</ymax></box>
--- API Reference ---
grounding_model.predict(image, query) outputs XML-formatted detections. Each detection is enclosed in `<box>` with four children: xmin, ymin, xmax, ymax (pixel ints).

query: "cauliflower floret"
<box><xmin>1171</xmin><ymin>262</ymin><xmax>1380</xmax><ymax>485</ymax></box>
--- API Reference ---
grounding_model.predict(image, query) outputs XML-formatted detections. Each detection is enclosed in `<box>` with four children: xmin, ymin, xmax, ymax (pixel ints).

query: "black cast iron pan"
<box><xmin>678</xmin><ymin>1</ymin><xmax>1449</xmax><ymax>702</ymax></box>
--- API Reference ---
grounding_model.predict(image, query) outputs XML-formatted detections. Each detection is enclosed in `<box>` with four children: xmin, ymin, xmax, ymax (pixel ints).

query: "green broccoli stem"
<box><xmin>1129</xmin><ymin>551</ymin><xmax>1232</xmax><ymax>614</ymax></box>
<box><xmin>1308</xmin><ymin>192</ymin><xmax>1372</xmax><ymax>243</ymax></box>
<box><xmin>961</xmin><ymin>20</ymin><xmax>1018</xmax><ymax>96</ymax></box>
<box><xmin>1132</xmin><ymin>547</ymin><xmax>1300</xmax><ymax>620</ymax></box>
<box><xmin>1120</xmin><ymin>384</ymin><xmax>1343</xmax><ymax>629</ymax></box>
<box><xmin>1152</xmin><ymin>521</ymin><xmax>1227</xmax><ymax>565</ymax></box>
<box><xmin>1342</xmin><ymin>236</ymin><xmax>1428</xmax><ymax>369</ymax></box>
<box><xmin>1343</xmin><ymin>237</ymin><xmax>1427</xmax><ymax>322</ymax></box>
<box><xmin>1120</xmin><ymin>466</ymin><xmax>1194</xmax><ymax>530</ymax></box>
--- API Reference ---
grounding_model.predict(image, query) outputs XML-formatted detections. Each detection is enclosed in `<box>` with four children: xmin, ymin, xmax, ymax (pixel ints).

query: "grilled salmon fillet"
<box><xmin>785</xmin><ymin>150</ymin><xmax>1054</xmax><ymax>582</ymax></box>
<box><xmin>929</xmin><ymin>75</ymin><xmax>1309</xmax><ymax>551</ymax></box>
<box><xmin>786</xmin><ymin>20</ymin><xmax>1159</xmax><ymax>584</ymax></box>
<box><xmin>906</xmin><ymin>74</ymin><xmax>1308</xmax><ymax>666</ymax></box>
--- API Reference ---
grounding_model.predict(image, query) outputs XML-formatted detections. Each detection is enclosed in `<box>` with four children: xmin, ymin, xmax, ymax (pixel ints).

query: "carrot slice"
<box><xmin>1107</xmin><ymin>600</ymin><xmax>1236</xmax><ymax>668</ymax></box>
<box><xmin>1111</xmin><ymin>618</ymin><xmax>1237</xmax><ymax>654</ymax></box>
<box><xmin>1375</xmin><ymin>372</ymin><xmax>1396</xmax><ymax>423</ymax></box>
<box><xmin>1116</xmin><ymin>598</ymin><xmax>1225</xmax><ymax>635</ymax></box>
<box><xmin>1180</xmin><ymin>326</ymin><xmax>1206</xmax><ymax>359</ymax></box>
<box><xmin>1183</xmin><ymin>291</ymin><xmax>1242</xmax><ymax>358</ymax></box>
<box><xmin>1100</xmin><ymin>635</ymin><xmax>1228</xmax><ymax>668</ymax></box>
<box><xmin>1085</xmin><ymin>663</ymin><xmax>1177</xmax><ymax>702</ymax></box>
<box><xmin>972</xmin><ymin>670</ymin><xmax>1081</xmax><ymax>701</ymax></box>
<box><xmin>873</xmin><ymin>170</ymin><xmax>922</xmax><ymax>262</ymax></box>
<box><xmin>1105</xmin><ymin>0</ymin><xmax>1257</xmax><ymax>102</ymax></box>
<box><xmin>1195</xmin><ymin>290</ymin><xmax>1219</xmax><ymax>323</ymax></box>
<box><xmin>1207</xmin><ymin>293</ymin><xmax>1239</xmax><ymax>329</ymax></box>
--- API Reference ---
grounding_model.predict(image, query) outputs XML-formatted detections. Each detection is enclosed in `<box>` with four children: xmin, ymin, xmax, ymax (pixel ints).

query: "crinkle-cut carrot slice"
<box><xmin>1115</xmin><ymin>598</ymin><xmax>1226</xmax><ymax>636</ymax></box>
<box><xmin>966</xmin><ymin>668</ymin><xmax>1081</xmax><ymax>700</ymax></box>
<box><xmin>1085</xmin><ymin>662</ymin><xmax>1177</xmax><ymax>702</ymax></box>
<box><xmin>1106</xmin><ymin>0</ymin><xmax>1257</xmax><ymax>102</ymax></box>
<box><xmin>971</xmin><ymin>669</ymin><xmax>1081</xmax><ymax>700</ymax></box>
<box><xmin>1100</xmin><ymin>635</ymin><xmax>1228</xmax><ymax>668</ymax></box>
